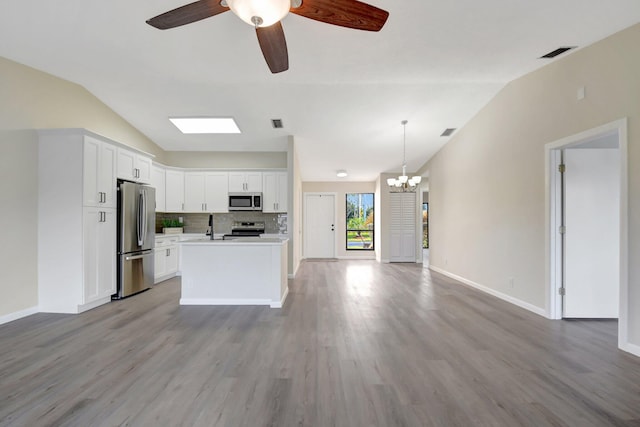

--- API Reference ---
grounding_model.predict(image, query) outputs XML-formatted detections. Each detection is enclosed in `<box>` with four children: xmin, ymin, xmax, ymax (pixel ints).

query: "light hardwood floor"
<box><xmin>1</xmin><ymin>260</ymin><xmax>639</xmax><ymax>426</ymax></box>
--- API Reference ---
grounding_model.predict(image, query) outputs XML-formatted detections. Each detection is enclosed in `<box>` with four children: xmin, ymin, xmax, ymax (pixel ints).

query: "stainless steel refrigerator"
<box><xmin>115</xmin><ymin>180</ymin><xmax>155</xmax><ymax>299</ymax></box>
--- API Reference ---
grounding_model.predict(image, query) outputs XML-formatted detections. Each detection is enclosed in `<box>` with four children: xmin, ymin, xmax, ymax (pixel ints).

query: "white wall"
<box><xmin>419</xmin><ymin>23</ymin><xmax>640</xmax><ymax>351</ymax></box>
<box><xmin>288</xmin><ymin>136</ymin><xmax>303</xmax><ymax>277</ymax></box>
<box><xmin>302</xmin><ymin>182</ymin><xmax>377</xmax><ymax>259</ymax></box>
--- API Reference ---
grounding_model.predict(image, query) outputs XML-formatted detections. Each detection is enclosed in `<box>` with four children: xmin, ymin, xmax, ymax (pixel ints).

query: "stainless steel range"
<box><xmin>223</xmin><ymin>221</ymin><xmax>265</xmax><ymax>240</ymax></box>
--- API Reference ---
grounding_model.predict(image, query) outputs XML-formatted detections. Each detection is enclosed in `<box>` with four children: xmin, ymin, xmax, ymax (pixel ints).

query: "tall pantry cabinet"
<box><xmin>37</xmin><ymin>129</ymin><xmax>152</xmax><ymax>313</ymax></box>
<box><xmin>389</xmin><ymin>192</ymin><xmax>417</xmax><ymax>262</ymax></box>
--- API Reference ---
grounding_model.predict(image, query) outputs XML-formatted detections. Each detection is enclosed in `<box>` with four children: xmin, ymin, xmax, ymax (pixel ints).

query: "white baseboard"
<box><xmin>621</xmin><ymin>341</ymin><xmax>640</xmax><ymax>358</ymax></box>
<box><xmin>272</xmin><ymin>287</ymin><xmax>289</xmax><ymax>308</ymax></box>
<box><xmin>337</xmin><ymin>255</ymin><xmax>376</xmax><ymax>260</ymax></box>
<box><xmin>0</xmin><ymin>306</ymin><xmax>39</xmax><ymax>325</ymax></box>
<box><xmin>180</xmin><ymin>298</ymin><xmax>274</xmax><ymax>306</ymax></box>
<box><xmin>429</xmin><ymin>266</ymin><xmax>547</xmax><ymax>317</ymax></box>
<box><xmin>77</xmin><ymin>296</ymin><xmax>111</xmax><ymax>314</ymax></box>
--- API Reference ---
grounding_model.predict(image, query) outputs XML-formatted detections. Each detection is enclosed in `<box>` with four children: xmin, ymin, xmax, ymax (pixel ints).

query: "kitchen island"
<box><xmin>179</xmin><ymin>238</ymin><xmax>288</xmax><ymax>308</ymax></box>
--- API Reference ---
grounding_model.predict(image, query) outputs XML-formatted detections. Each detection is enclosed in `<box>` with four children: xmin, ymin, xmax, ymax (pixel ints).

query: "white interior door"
<box><xmin>564</xmin><ymin>148</ymin><xmax>620</xmax><ymax>318</ymax></box>
<box><xmin>304</xmin><ymin>193</ymin><xmax>335</xmax><ymax>258</ymax></box>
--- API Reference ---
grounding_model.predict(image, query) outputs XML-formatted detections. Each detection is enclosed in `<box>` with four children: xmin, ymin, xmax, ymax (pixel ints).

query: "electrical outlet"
<box><xmin>508</xmin><ymin>277</ymin><xmax>515</xmax><ymax>289</ymax></box>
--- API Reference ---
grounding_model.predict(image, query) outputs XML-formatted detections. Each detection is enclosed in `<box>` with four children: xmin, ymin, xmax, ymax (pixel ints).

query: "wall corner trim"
<box><xmin>620</xmin><ymin>341</ymin><xmax>640</xmax><ymax>358</ymax></box>
<box><xmin>0</xmin><ymin>306</ymin><xmax>39</xmax><ymax>326</ymax></box>
<box><xmin>429</xmin><ymin>266</ymin><xmax>547</xmax><ymax>317</ymax></box>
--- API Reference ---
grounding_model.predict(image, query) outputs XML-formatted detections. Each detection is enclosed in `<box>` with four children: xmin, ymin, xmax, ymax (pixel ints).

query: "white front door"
<box><xmin>563</xmin><ymin>148</ymin><xmax>620</xmax><ymax>318</ymax></box>
<box><xmin>304</xmin><ymin>193</ymin><xmax>335</xmax><ymax>258</ymax></box>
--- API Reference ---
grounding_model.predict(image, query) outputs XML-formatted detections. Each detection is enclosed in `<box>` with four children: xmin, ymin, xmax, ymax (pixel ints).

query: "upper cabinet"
<box><xmin>262</xmin><ymin>171</ymin><xmax>288</xmax><ymax>213</ymax></box>
<box><xmin>151</xmin><ymin>164</ymin><xmax>166</xmax><ymax>212</ymax></box>
<box><xmin>184</xmin><ymin>172</ymin><xmax>229</xmax><ymax>213</ymax></box>
<box><xmin>117</xmin><ymin>148</ymin><xmax>152</xmax><ymax>184</ymax></box>
<box><xmin>204</xmin><ymin>172</ymin><xmax>230</xmax><ymax>212</ymax></box>
<box><xmin>83</xmin><ymin>135</ymin><xmax>116</xmax><ymax>209</ymax></box>
<box><xmin>229</xmin><ymin>171</ymin><xmax>262</xmax><ymax>193</ymax></box>
<box><xmin>165</xmin><ymin>169</ymin><xmax>185</xmax><ymax>212</ymax></box>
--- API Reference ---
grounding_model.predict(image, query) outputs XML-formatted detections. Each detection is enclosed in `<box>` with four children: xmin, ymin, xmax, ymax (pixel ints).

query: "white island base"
<box><xmin>180</xmin><ymin>238</ymin><xmax>288</xmax><ymax>308</ymax></box>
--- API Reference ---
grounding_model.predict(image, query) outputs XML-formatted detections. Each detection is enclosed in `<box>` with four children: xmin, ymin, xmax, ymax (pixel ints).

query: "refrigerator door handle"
<box><xmin>142</xmin><ymin>190</ymin><xmax>147</xmax><ymax>244</ymax></box>
<box><xmin>125</xmin><ymin>254</ymin><xmax>147</xmax><ymax>261</ymax></box>
<box><xmin>137</xmin><ymin>192</ymin><xmax>144</xmax><ymax>246</ymax></box>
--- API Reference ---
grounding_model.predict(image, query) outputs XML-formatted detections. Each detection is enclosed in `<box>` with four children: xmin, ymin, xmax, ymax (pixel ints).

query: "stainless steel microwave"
<box><xmin>228</xmin><ymin>192</ymin><xmax>262</xmax><ymax>211</ymax></box>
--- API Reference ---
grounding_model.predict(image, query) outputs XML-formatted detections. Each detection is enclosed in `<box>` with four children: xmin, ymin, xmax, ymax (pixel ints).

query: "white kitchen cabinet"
<box><xmin>228</xmin><ymin>171</ymin><xmax>262</xmax><ymax>192</ymax></box>
<box><xmin>155</xmin><ymin>235</ymin><xmax>180</xmax><ymax>283</ymax></box>
<box><xmin>204</xmin><ymin>172</ymin><xmax>229</xmax><ymax>212</ymax></box>
<box><xmin>262</xmin><ymin>171</ymin><xmax>288</xmax><ymax>213</ymax></box>
<box><xmin>151</xmin><ymin>164</ymin><xmax>166</xmax><ymax>212</ymax></box>
<box><xmin>165</xmin><ymin>169</ymin><xmax>185</xmax><ymax>212</ymax></box>
<box><xmin>83</xmin><ymin>136</ymin><xmax>116</xmax><ymax>208</ymax></box>
<box><xmin>38</xmin><ymin>129</ymin><xmax>127</xmax><ymax>313</ymax></box>
<box><xmin>83</xmin><ymin>207</ymin><xmax>116</xmax><ymax>303</ymax></box>
<box><xmin>184</xmin><ymin>171</ymin><xmax>229</xmax><ymax>212</ymax></box>
<box><xmin>117</xmin><ymin>147</ymin><xmax>152</xmax><ymax>184</ymax></box>
<box><xmin>184</xmin><ymin>172</ymin><xmax>206</xmax><ymax>212</ymax></box>
<box><xmin>389</xmin><ymin>192</ymin><xmax>417</xmax><ymax>262</ymax></box>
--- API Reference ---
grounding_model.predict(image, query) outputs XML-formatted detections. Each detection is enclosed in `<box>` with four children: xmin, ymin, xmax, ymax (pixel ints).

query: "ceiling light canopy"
<box><xmin>225</xmin><ymin>0</ymin><xmax>291</xmax><ymax>27</ymax></box>
<box><xmin>387</xmin><ymin>120</ymin><xmax>422</xmax><ymax>192</ymax></box>
<box><xmin>169</xmin><ymin>117</ymin><xmax>241</xmax><ymax>134</ymax></box>
<box><xmin>336</xmin><ymin>170</ymin><xmax>348</xmax><ymax>178</ymax></box>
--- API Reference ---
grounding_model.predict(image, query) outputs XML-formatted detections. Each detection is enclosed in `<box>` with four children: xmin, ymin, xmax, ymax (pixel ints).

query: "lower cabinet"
<box><xmin>155</xmin><ymin>236</ymin><xmax>179</xmax><ymax>283</ymax></box>
<box><xmin>83</xmin><ymin>208</ymin><xmax>117</xmax><ymax>304</ymax></box>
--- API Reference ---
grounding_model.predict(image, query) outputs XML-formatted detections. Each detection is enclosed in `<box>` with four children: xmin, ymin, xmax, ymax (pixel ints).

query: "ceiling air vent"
<box><xmin>441</xmin><ymin>128</ymin><xmax>456</xmax><ymax>137</ymax></box>
<box><xmin>271</xmin><ymin>119</ymin><xmax>284</xmax><ymax>129</ymax></box>
<box><xmin>540</xmin><ymin>47</ymin><xmax>575</xmax><ymax>59</ymax></box>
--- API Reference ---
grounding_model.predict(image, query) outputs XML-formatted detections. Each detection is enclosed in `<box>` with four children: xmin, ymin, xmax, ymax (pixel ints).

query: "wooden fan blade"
<box><xmin>256</xmin><ymin>22</ymin><xmax>289</xmax><ymax>74</ymax></box>
<box><xmin>290</xmin><ymin>0</ymin><xmax>388</xmax><ymax>32</ymax></box>
<box><xmin>146</xmin><ymin>0</ymin><xmax>229</xmax><ymax>30</ymax></box>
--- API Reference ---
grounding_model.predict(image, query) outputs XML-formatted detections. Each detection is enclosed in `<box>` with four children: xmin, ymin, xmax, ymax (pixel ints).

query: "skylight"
<box><xmin>169</xmin><ymin>117</ymin><xmax>241</xmax><ymax>134</ymax></box>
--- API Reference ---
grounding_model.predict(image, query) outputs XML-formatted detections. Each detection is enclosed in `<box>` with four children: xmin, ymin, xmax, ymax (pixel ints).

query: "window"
<box><xmin>346</xmin><ymin>193</ymin><xmax>374</xmax><ymax>250</ymax></box>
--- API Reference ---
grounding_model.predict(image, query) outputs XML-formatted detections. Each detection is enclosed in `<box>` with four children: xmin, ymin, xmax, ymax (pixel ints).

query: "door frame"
<box><xmin>303</xmin><ymin>192</ymin><xmax>337</xmax><ymax>259</ymax></box>
<box><xmin>545</xmin><ymin>118</ymin><xmax>629</xmax><ymax>349</ymax></box>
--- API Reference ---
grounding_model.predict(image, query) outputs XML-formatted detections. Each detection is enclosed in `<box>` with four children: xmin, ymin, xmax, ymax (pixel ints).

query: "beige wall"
<box><xmin>302</xmin><ymin>182</ymin><xmax>376</xmax><ymax>259</ymax></box>
<box><xmin>162</xmin><ymin>151</ymin><xmax>286</xmax><ymax>169</ymax></box>
<box><xmin>419</xmin><ymin>23</ymin><xmax>640</xmax><ymax>349</ymax></box>
<box><xmin>0</xmin><ymin>57</ymin><xmax>165</xmax><ymax>318</ymax></box>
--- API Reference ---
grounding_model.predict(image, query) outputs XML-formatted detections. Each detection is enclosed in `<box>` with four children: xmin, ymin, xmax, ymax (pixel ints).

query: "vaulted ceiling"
<box><xmin>1</xmin><ymin>1</ymin><xmax>639</xmax><ymax>181</ymax></box>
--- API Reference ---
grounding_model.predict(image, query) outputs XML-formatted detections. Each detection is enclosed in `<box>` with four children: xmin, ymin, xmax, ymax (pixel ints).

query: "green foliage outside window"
<box><xmin>346</xmin><ymin>193</ymin><xmax>374</xmax><ymax>250</ymax></box>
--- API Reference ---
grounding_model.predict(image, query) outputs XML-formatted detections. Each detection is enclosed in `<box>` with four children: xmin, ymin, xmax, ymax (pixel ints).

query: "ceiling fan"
<box><xmin>146</xmin><ymin>0</ymin><xmax>389</xmax><ymax>73</ymax></box>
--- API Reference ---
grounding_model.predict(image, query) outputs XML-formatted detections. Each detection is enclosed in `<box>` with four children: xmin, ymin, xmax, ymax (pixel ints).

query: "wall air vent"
<box><xmin>271</xmin><ymin>119</ymin><xmax>284</xmax><ymax>129</ymax></box>
<box><xmin>540</xmin><ymin>47</ymin><xmax>576</xmax><ymax>59</ymax></box>
<box><xmin>441</xmin><ymin>128</ymin><xmax>456</xmax><ymax>137</ymax></box>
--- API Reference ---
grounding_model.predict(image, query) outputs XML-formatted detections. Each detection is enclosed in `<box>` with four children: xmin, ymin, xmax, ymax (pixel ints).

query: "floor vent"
<box><xmin>540</xmin><ymin>47</ymin><xmax>575</xmax><ymax>59</ymax></box>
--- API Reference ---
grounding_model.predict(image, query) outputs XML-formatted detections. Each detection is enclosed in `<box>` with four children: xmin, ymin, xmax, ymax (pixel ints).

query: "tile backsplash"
<box><xmin>156</xmin><ymin>212</ymin><xmax>287</xmax><ymax>235</ymax></box>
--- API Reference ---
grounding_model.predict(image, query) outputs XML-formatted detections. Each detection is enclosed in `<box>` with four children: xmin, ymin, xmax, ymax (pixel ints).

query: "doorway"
<box><xmin>303</xmin><ymin>193</ymin><xmax>336</xmax><ymax>258</ymax></box>
<box><xmin>546</xmin><ymin>119</ymin><xmax>629</xmax><ymax>349</ymax></box>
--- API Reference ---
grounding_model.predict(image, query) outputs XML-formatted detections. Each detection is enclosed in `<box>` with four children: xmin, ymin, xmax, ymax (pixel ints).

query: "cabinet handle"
<box><xmin>182</xmin><ymin>203</ymin><xmax>184</xmax><ymax>211</ymax></box>
<box><xmin>166</xmin><ymin>249</ymin><xmax>170</xmax><ymax>256</ymax></box>
<box><xmin>204</xmin><ymin>203</ymin><xmax>207</xmax><ymax>211</ymax></box>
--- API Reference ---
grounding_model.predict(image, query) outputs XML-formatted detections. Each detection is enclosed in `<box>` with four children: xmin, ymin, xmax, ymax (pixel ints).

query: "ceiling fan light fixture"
<box><xmin>226</xmin><ymin>0</ymin><xmax>290</xmax><ymax>27</ymax></box>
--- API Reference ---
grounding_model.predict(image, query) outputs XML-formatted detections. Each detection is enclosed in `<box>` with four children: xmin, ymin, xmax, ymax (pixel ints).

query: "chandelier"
<box><xmin>387</xmin><ymin>120</ymin><xmax>422</xmax><ymax>192</ymax></box>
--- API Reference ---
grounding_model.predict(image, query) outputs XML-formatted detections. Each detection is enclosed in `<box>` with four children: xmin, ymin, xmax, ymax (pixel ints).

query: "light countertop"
<box><xmin>181</xmin><ymin>237</ymin><xmax>288</xmax><ymax>245</ymax></box>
